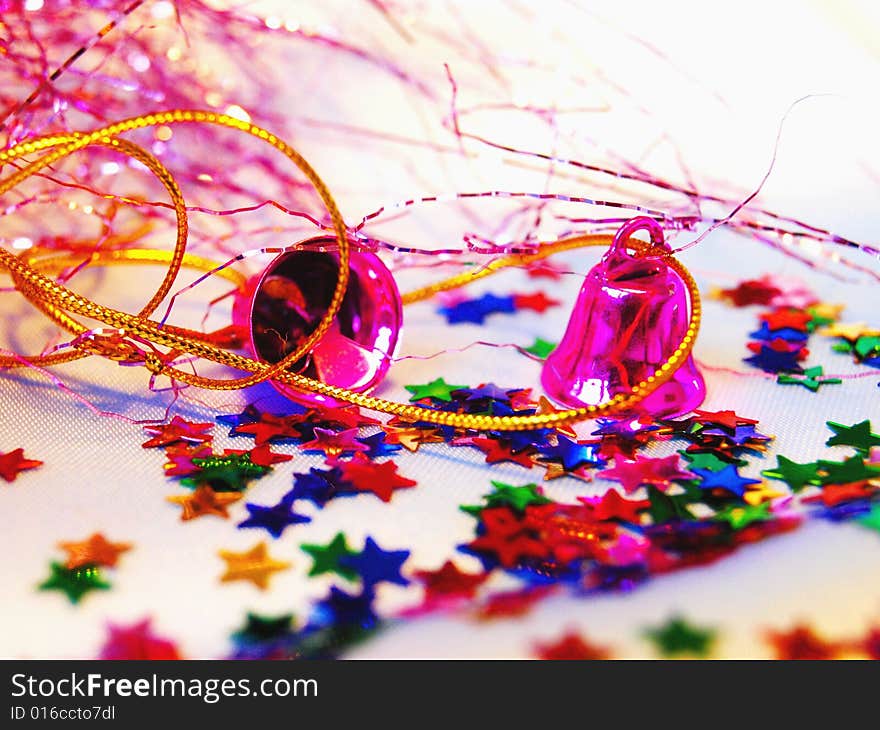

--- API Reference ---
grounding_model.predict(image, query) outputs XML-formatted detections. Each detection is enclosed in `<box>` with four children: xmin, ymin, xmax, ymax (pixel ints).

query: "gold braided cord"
<box><xmin>0</xmin><ymin>110</ymin><xmax>701</xmax><ymax>431</ymax></box>
<box><xmin>0</xmin><ymin>110</ymin><xmax>351</xmax><ymax>392</ymax></box>
<box><xmin>25</xmin><ymin>248</ymin><xmax>248</xmax><ymax>290</ymax></box>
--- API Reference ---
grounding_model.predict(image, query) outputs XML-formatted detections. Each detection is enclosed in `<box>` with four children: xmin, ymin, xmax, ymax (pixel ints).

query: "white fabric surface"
<box><xmin>1</xmin><ymin>0</ymin><xmax>879</xmax><ymax>658</ymax></box>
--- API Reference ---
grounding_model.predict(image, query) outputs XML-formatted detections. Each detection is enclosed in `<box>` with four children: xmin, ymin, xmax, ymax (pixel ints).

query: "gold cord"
<box><xmin>0</xmin><ymin>111</ymin><xmax>701</xmax><ymax>430</ymax></box>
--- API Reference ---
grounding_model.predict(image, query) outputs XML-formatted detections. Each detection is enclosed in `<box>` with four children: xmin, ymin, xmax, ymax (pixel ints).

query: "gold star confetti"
<box><xmin>809</xmin><ymin>302</ymin><xmax>844</xmax><ymax>322</ymax></box>
<box><xmin>535</xmin><ymin>397</ymin><xmax>578</xmax><ymax>439</ymax></box>
<box><xmin>58</xmin><ymin>533</ymin><xmax>132</xmax><ymax>569</ymax></box>
<box><xmin>743</xmin><ymin>482</ymin><xmax>786</xmax><ymax>506</ymax></box>
<box><xmin>818</xmin><ymin>322</ymin><xmax>879</xmax><ymax>340</ymax></box>
<box><xmin>218</xmin><ymin>541</ymin><xmax>290</xmax><ymax>590</ymax></box>
<box><xmin>383</xmin><ymin>425</ymin><xmax>445</xmax><ymax>452</ymax></box>
<box><xmin>167</xmin><ymin>487</ymin><xmax>242</xmax><ymax>521</ymax></box>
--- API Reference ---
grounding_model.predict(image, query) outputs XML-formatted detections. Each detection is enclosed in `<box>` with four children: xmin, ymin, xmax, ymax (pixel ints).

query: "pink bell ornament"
<box><xmin>541</xmin><ymin>217</ymin><xmax>705</xmax><ymax>419</ymax></box>
<box><xmin>232</xmin><ymin>236</ymin><xmax>403</xmax><ymax>407</ymax></box>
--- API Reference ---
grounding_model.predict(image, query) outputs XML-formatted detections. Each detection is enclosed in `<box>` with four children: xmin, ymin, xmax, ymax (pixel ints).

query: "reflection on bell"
<box><xmin>541</xmin><ymin>217</ymin><xmax>705</xmax><ymax>419</ymax></box>
<box><xmin>232</xmin><ymin>236</ymin><xmax>402</xmax><ymax>407</ymax></box>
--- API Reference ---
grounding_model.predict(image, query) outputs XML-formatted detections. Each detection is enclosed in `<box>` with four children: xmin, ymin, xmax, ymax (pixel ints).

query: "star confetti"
<box><xmin>713</xmin><ymin>277</ymin><xmax>782</xmax><ymax>307</ymax></box>
<box><xmin>301</xmin><ymin>533</ymin><xmax>359</xmax><ymax>580</ymax></box>
<box><xmin>167</xmin><ymin>486</ymin><xmax>242</xmax><ymax>521</ymax></box>
<box><xmin>825</xmin><ymin>420</ymin><xmax>880</xmax><ymax>455</ymax></box>
<box><xmin>287</xmin><ymin>467</ymin><xmax>354</xmax><ymax>507</ymax></box>
<box><xmin>237</xmin><ymin>498</ymin><xmax>311</xmax><ymax>538</ymax></box>
<box><xmin>765</xmin><ymin>624</ymin><xmax>840</xmax><ymax>660</ymax></box>
<box><xmin>471</xmin><ymin>437</ymin><xmax>537</xmax><ymax>468</ymax></box>
<box><xmin>341</xmin><ymin>537</ymin><xmax>410</xmax><ymax>589</ymax></box>
<box><xmin>713</xmin><ymin>501</ymin><xmax>773</xmax><ymax>529</ymax></box>
<box><xmin>691</xmin><ymin>464</ymin><xmax>761</xmax><ymax>497</ymax></box>
<box><xmin>777</xmin><ymin>366</ymin><xmax>841</xmax><ymax>392</ymax></box>
<box><xmin>235</xmin><ymin>444</ymin><xmax>294</xmax><ymax>467</ymax></box>
<box><xmin>413</xmin><ymin>560</ymin><xmax>489</xmax><ymax>602</ymax></box>
<box><xmin>761</xmin><ymin>456</ymin><xmax>822</xmax><ymax>492</ymax></box>
<box><xmin>597</xmin><ymin>455</ymin><xmax>694</xmax><ymax>494</ymax></box>
<box><xmin>58</xmin><ymin>533</ymin><xmax>132</xmax><ymax>569</ymax></box>
<box><xmin>218</xmin><ymin>542</ymin><xmax>291</xmax><ymax>590</ymax></box>
<box><xmin>644</xmin><ymin>617</ymin><xmax>716</xmax><ymax>658</ymax></box>
<box><xmin>438</xmin><ymin>292</ymin><xmax>515</xmax><ymax>324</ymax></box>
<box><xmin>181</xmin><ymin>453</ymin><xmax>271</xmax><ymax>491</ymax></box>
<box><xmin>523</xmin><ymin>338</ymin><xmax>556</xmax><ymax>359</ymax></box>
<box><xmin>142</xmin><ymin>416</ymin><xmax>213</xmax><ymax>449</ymax></box>
<box><xmin>582</xmin><ymin>489</ymin><xmax>650</xmax><ymax>523</ymax></box>
<box><xmin>534</xmin><ymin>631</ymin><xmax>612</xmax><ymax>660</ymax></box>
<box><xmin>99</xmin><ymin>618</ymin><xmax>181</xmax><ymax>660</ymax></box>
<box><xmin>0</xmin><ymin>448</ymin><xmax>42</xmax><ymax>482</ymax></box>
<box><xmin>38</xmin><ymin>562</ymin><xmax>110</xmax><ymax>604</ymax></box>
<box><xmin>233</xmin><ymin>613</ymin><xmax>296</xmax><ymax>645</ymax></box>
<box><xmin>297</xmin><ymin>427</ymin><xmax>367</xmax><ymax>462</ymax></box>
<box><xmin>537</xmin><ymin>434</ymin><xmax>603</xmax><ymax>472</ymax></box>
<box><xmin>338</xmin><ymin>455</ymin><xmax>418</xmax><ymax>502</ymax></box>
<box><xmin>513</xmin><ymin>291</ymin><xmax>560</xmax><ymax>313</ymax></box>
<box><xmin>405</xmin><ymin>377</ymin><xmax>467</xmax><ymax>402</ymax></box>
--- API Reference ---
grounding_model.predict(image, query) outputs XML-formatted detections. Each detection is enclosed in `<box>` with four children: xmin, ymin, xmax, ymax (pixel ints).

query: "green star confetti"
<box><xmin>680</xmin><ymin>451</ymin><xmax>746</xmax><ymax>472</ymax></box>
<box><xmin>181</xmin><ymin>453</ymin><xmax>270</xmax><ymax>491</ymax></box>
<box><xmin>854</xmin><ymin>335</ymin><xmax>880</xmax><ymax>360</ymax></box>
<box><xmin>857</xmin><ymin>504</ymin><xmax>880</xmax><ymax>534</ymax></box>
<box><xmin>233</xmin><ymin>612</ymin><xmax>295</xmax><ymax>643</ymax></box>
<box><xmin>405</xmin><ymin>377</ymin><xmax>467</xmax><ymax>402</ymax></box>
<box><xmin>646</xmin><ymin>486</ymin><xmax>696</xmax><ymax>524</ymax></box>
<box><xmin>777</xmin><ymin>366</ymin><xmax>841</xmax><ymax>392</ymax></box>
<box><xmin>713</xmin><ymin>502</ymin><xmax>773</xmax><ymax>530</ymax></box>
<box><xmin>825</xmin><ymin>420</ymin><xmax>880</xmax><ymax>455</ymax></box>
<box><xmin>761</xmin><ymin>456</ymin><xmax>823</xmax><ymax>492</ymax></box>
<box><xmin>644</xmin><ymin>616</ymin><xmax>716</xmax><ymax>658</ymax></box>
<box><xmin>38</xmin><ymin>562</ymin><xmax>110</xmax><ymax>604</ymax></box>
<box><xmin>301</xmin><ymin>533</ymin><xmax>358</xmax><ymax>580</ymax></box>
<box><xmin>479</xmin><ymin>481</ymin><xmax>551</xmax><ymax>513</ymax></box>
<box><xmin>524</xmin><ymin>338</ymin><xmax>556</xmax><ymax>359</ymax></box>
<box><xmin>817</xmin><ymin>456</ymin><xmax>880</xmax><ymax>485</ymax></box>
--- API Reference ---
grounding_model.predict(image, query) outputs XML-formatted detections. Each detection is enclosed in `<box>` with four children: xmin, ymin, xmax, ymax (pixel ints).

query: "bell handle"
<box><xmin>610</xmin><ymin>216</ymin><xmax>669</xmax><ymax>257</ymax></box>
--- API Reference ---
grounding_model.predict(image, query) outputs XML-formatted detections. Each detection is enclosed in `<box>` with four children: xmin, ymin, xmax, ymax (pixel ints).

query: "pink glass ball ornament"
<box><xmin>541</xmin><ymin>217</ymin><xmax>706</xmax><ymax>419</ymax></box>
<box><xmin>232</xmin><ymin>236</ymin><xmax>403</xmax><ymax>407</ymax></box>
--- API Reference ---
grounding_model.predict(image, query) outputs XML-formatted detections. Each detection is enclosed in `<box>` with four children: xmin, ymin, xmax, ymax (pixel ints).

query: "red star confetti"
<box><xmin>232</xmin><ymin>411</ymin><xmax>310</xmax><ymax>445</ymax></box>
<box><xmin>693</xmin><ymin>410</ymin><xmax>760</xmax><ymax>431</ymax></box>
<box><xmin>597</xmin><ymin>454</ymin><xmax>694</xmax><ymax>494</ymax></box>
<box><xmin>858</xmin><ymin>627</ymin><xmax>880</xmax><ymax>660</ymax></box>
<box><xmin>513</xmin><ymin>291</ymin><xmax>561</xmax><ymax>313</ymax></box>
<box><xmin>765</xmin><ymin>624</ymin><xmax>840</xmax><ymax>660</ymax></box>
<box><xmin>803</xmin><ymin>482</ymin><xmax>877</xmax><ymax>508</ymax></box>
<box><xmin>760</xmin><ymin>308</ymin><xmax>814</xmax><ymax>332</ymax></box>
<box><xmin>471</xmin><ymin>437</ymin><xmax>536</xmax><ymax>468</ymax></box>
<box><xmin>474</xmin><ymin>586</ymin><xmax>553</xmax><ymax>621</ymax></box>
<box><xmin>163</xmin><ymin>443</ymin><xmax>213</xmax><ymax>477</ymax></box>
<box><xmin>713</xmin><ymin>278</ymin><xmax>782</xmax><ymax>307</ymax></box>
<box><xmin>300</xmin><ymin>427</ymin><xmax>369</xmax><ymax>462</ymax></box>
<box><xmin>142</xmin><ymin>416</ymin><xmax>213</xmax><ymax>449</ymax></box>
<box><xmin>468</xmin><ymin>507</ymin><xmax>549</xmax><ymax>567</ymax></box>
<box><xmin>338</xmin><ymin>455</ymin><xmax>417</xmax><ymax>502</ymax></box>
<box><xmin>0</xmin><ymin>448</ymin><xmax>42</xmax><ymax>482</ymax></box>
<box><xmin>414</xmin><ymin>560</ymin><xmax>489</xmax><ymax>602</ymax></box>
<box><xmin>58</xmin><ymin>533</ymin><xmax>132</xmax><ymax>569</ymax></box>
<box><xmin>582</xmin><ymin>489</ymin><xmax>650</xmax><ymax>523</ymax></box>
<box><xmin>224</xmin><ymin>444</ymin><xmax>293</xmax><ymax>467</ymax></box>
<box><xmin>310</xmin><ymin>404</ymin><xmax>380</xmax><ymax>430</ymax></box>
<box><xmin>99</xmin><ymin>618</ymin><xmax>181</xmax><ymax>660</ymax></box>
<box><xmin>534</xmin><ymin>631</ymin><xmax>612</xmax><ymax>660</ymax></box>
